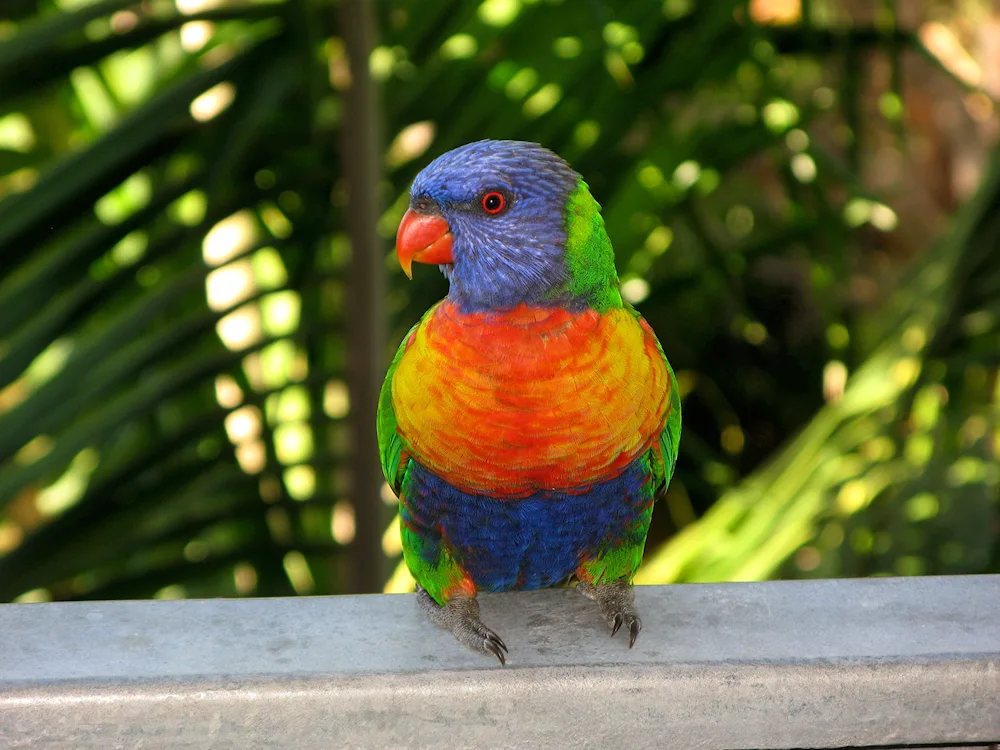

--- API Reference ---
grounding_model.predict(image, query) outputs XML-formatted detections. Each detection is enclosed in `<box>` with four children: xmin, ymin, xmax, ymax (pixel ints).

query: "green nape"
<box><xmin>562</xmin><ymin>179</ymin><xmax>623</xmax><ymax>312</ymax></box>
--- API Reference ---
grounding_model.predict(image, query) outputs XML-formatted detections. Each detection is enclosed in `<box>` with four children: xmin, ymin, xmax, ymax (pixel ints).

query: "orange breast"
<box><xmin>392</xmin><ymin>302</ymin><xmax>669</xmax><ymax>497</ymax></box>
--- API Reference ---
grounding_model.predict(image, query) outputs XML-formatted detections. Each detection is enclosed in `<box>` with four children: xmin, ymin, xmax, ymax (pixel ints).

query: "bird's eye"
<box><xmin>481</xmin><ymin>191</ymin><xmax>506</xmax><ymax>215</ymax></box>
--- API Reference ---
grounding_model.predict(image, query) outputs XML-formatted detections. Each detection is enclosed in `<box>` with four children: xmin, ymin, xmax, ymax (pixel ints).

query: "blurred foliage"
<box><xmin>0</xmin><ymin>0</ymin><xmax>996</xmax><ymax>603</ymax></box>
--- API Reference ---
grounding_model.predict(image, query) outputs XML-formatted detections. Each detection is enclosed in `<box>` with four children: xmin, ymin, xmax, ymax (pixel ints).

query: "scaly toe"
<box><xmin>417</xmin><ymin>587</ymin><xmax>509</xmax><ymax>665</ymax></box>
<box><xmin>579</xmin><ymin>579</ymin><xmax>643</xmax><ymax>648</ymax></box>
<box><xmin>610</xmin><ymin>612</ymin><xmax>624</xmax><ymax>637</ymax></box>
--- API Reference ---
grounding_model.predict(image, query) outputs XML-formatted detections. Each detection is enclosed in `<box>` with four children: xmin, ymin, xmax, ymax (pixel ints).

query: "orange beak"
<box><xmin>395</xmin><ymin>209</ymin><xmax>454</xmax><ymax>279</ymax></box>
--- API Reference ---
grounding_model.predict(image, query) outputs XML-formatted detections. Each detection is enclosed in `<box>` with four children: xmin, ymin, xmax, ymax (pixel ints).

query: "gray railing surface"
<box><xmin>1</xmin><ymin>575</ymin><xmax>998</xmax><ymax>749</ymax></box>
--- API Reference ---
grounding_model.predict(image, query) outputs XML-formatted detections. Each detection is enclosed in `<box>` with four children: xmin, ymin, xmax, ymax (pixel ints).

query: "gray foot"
<box><xmin>417</xmin><ymin>586</ymin><xmax>508</xmax><ymax>665</ymax></box>
<box><xmin>578</xmin><ymin>579</ymin><xmax>641</xmax><ymax>648</ymax></box>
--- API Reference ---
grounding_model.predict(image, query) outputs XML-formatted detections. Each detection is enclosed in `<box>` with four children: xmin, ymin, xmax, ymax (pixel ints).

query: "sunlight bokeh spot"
<box><xmin>234</xmin><ymin>562</ymin><xmax>258</xmax><ymax>595</ymax></box>
<box><xmin>36</xmin><ymin>448</ymin><xmax>100</xmax><ymax>517</ymax></box>
<box><xmin>523</xmin><ymin>83</ymin><xmax>561</xmax><ymax>118</ymax></box>
<box><xmin>478</xmin><ymin>0</ymin><xmax>521</xmax><ymax>27</ymax></box>
<box><xmin>672</xmin><ymin>160</ymin><xmax>700</xmax><ymax>190</ymax></box>
<box><xmin>843</xmin><ymin>197</ymin><xmax>873</xmax><ymax>227</ymax></box>
<box><xmin>869</xmin><ymin>203</ymin><xmax>898</xmax><ymax>232</ymax></box>
<box><xmin>169</xmin><ymin>190</ymin><xmax>207</xmax><ymax>226</ymax></box>
<box><xmin>621</xmin><ymin>277</ymin><xmax>650</xmax><ymax>304</ymax></box>
<box><xmin>95</xmin><ymin>172</ymin><xmax>152</xmax><ymax>225</ymax></box>
<box><xmin>384</xmin><ymin>559</ymin><xmax>416</xmax><ymax>594</ymax></box>
<box><xmin>662</xmin><ymin>0</ymin><xmax>693</xmax><ymax>18</ymax></box>
<box><xmin>261</xmin><ymin>291</ymin><xmax>301</xmax><ymax>337</ymax></box>
<box><xmin>277</xmin><ymin>386</ymin><xmax>311</xmax><ymax>422</ymax></box>
<box><xmin>110</xmin><ymin>232</ymin><xmax>148</xmax><ymax>267</ymax></box>
<box><xmin>216</xmin><ymin>304</ymin><xmax>263</xmax><ymax>350</ymax></box>
<box><xmin>919</xmin><ymin>21</ymin><xmax>981</xmax><ymax>87</ymax></box>
<box><xmin>573</xmin><ymin>120</ymin><xmax>600</xmax><ymax>149</ymax></box>
<box><xmin>204</xmin><ymin>211</ymin><xmax>257</xmax><ymax>266</ymax></box>
<box><xmin>284</xmin><ymin>465</ymin><xmax>316</xmax><ymax>500</ymax></box>
<box><xmin>259</xmin><ymin>340</ymin><xmax>298</xmax><ymax>390</ymax></box>
<box><xmin>274</xmin><ymin>422</ymin><xmax>313</xmax><ymax>465</ymax></box>
<box><xmin>0</xmin><ymin>522</ymin><xmax>23</xmax><ymax>554</ymax></box>
<box><xmin>386</xmin><ymin>121</ymin><xmax>436</xmax><ymax>167</ymax></box>
<box><xmin>750</xmin><ymin>0</ymin><xmax>801</xmax><ymax>25</ymax></box>
<box><xmin>762</xmin><ymin>99</ymin><xmax>799</xmax><ymax>132</ymax></box>
<box><xmin>906</xmin><ymin>493</ymin><xmax>940</xmax><ymax>523</ymax></box>
<box><xmin>283</xmin><ymin>551</ymin><xmax>315</xmax><ymax>594</ymax></box>
<box><xmin>332</xmin><ymin>501</ymin><xmax>356</xmax><ymax>544</ymax></box>
<box><xmin>791</xmin><ymin>153</ymin><xmax>816</xmax><ymax>183</ymax></box>
<box><xmin>70</xmin><ymin>67</ymin><xmax>117</xmax><ymax>130</ymax></box>
<box><xmin>252</xmin><ymin>247</ymin><xmax>289</xmax><ymax>288</ymax></box>
<box><xmin>823</xmin><ymin>361</ymin><xmax>848</xmax><ymax>404</ymax></box>
<box><xmin>795</xmin><ymin>546</ymin><xmax>820</xmax><ymax>571</ymax></box>
<box><xmin>225</xmin><ymin>405</ymin><xmax>262</xmax><ymax>444</ymax></box>
<box><xmin>259</xmin><ymin>204</ymin><xmax>292</xmax><ymax>238</ymax></box>
<box><xmin>25</xmin><ymin>339</ymin><xmax>74</xmax><ymax>388</ymax></box>
<box><xmin>14</xmin><ymin>589</ymin><xmax>52</xmax><ymax>604</ymax></box>
<box><xmin>440</xmin><ymin>34</ymin><xmax>478</xmax><ymax>60</ymax></box>
<box><xmin>621</xmin><ymin>42</ymin><xmax>644</xmax><ymax>64</ymax></box>
<box><xmin>785</xmin><ymin>128</ymin><xmax>809</xmax><ymax>151</ymax></box>
<box><xmin>891</xmin><ymin>357</ymin><xmax>921</xmax><ymax>389</ymax></box>
<box><xmin>382</xmin><ymin>514</ymin><xmax>403</xmax><ymax>556</ymax></box>
<box><xmin>176</xmin><ymin>0</ymin><xmax>222</xmax><ymax>11</ymax></box>
<box><xmin>905</xmin><ymin>434</ymin><xmax>934</xmax><ymax>467</ymax></box>
<box><xmin>110</xmin><ymin>10</ymin><xmax>139</xmax><ymax>33</ymax></box>
<box><xmin>191</xmin><ymin>82</ymin><xmax>236</xmax><ymax>122</ymax></box>
<box><xmin>380</xmin><ymin>482</ymin><xmax>397</xmax><ymax>505</ymax></box>
<box><xmin>837</xmin><ymin>479</ymin><xmax>870</xmax><ymax>515</ymax></box>
<box><xmin>369</xmin><ymin>46</ymin><xmax>395</xmax><ymax>81</ymax></box>
<box><xmin>553</xmin><ymin>37</ymin><xmax>581</xmax><ymax>58</ymax></box>
<box><xmin>104</xmin><ymin>47</ymin><xmax>155</xmax><ymax>104</ymax></box>
<box><xmin>0</xmin><ymin>113</ymin><xmax>35</xmax><ymax>152</ymax></box>
<box><xmin>645</xmin><ymin>226</ymin><xmax>673</xmax><ymax>255</ymax></box>
<box><xmin>236</xmin><ymin>440</ymin><xmax>266</xmax><ymax>474</ymax></box>
<box><xmin>206</xmin><ymin>259</ymin><xmax>255</xmax><ymax>311</ymax></box>
<box><xmin>504</xmin><ymin>67</ymin><xmax>538</xmax><ymax>99</ymax></box>
<box><xmin>638</xmin><ymin>164</ymin><xmax>665</xmax><ymax>190</ymax></box>
<box><xmin>323</xmin><ymin>380</ymin><xmax>350</xmax><ymax>419</ymax></box>
<box><xmin>214</xmin><ymin>375</ymin><xmax>244</xmax><ymax>409</ymax></box>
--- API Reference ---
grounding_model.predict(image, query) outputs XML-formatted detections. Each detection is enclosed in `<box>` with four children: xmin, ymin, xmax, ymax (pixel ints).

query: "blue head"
<box><xmin>398</xmin><ymin>139</ymin><xmax>585</xmax><ymax>311</ymax></box>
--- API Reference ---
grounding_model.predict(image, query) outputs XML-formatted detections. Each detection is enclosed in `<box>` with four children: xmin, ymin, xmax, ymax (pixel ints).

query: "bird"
<box><xmin>377</xmin><ymin>139</ymin><xmax>681</xmax><ymax>664</ymax></box>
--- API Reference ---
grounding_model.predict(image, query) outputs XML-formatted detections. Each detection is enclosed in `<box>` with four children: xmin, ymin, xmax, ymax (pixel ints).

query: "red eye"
<box><xmin>482</xmin><ymin>191</ymin><xmax>505</xmax><ymax>214</ymax></box>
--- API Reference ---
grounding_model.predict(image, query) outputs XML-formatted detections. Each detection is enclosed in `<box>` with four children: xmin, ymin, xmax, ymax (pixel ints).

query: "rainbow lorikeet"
<box><xmin>378</xmin><ymin>140</ymin><xmax>681</xmax><ymax>664</ymax></box>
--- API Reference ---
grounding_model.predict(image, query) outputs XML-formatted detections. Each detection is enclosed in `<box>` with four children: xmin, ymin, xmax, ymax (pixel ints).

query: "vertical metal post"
<box><xmin>340</xmin><ymin>0</ymin><xmax>387</xmax><ymax>594</ymax></box>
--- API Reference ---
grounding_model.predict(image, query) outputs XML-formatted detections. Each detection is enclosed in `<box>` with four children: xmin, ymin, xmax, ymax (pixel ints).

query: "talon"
<box><xmin>579</xmin><ymin>578</ymin><xmax>642</xmax><ymax>650</ymax></box>
<box><xmin>489</xmin><ymin>632</ymin><xmax>509</xmax><ymax>654</ymax></box>
<box><xmin>628</xmin><ymin>618</ymin><xmax>641</xmax><ymax>648</ymax></box>
<box><xmin>610</xmin><ymin>612</ymin><xmax>623</xmax><ymax>637</ymax></box>
<box><xmin>485</xmin><ymin>639</ymin><xmax>506</xmax><ymax>666</ymax></box>
<box><xmin>417</xmin><ymin>588</ymin><xmax>508</xmax><ymax>665</ymax></box>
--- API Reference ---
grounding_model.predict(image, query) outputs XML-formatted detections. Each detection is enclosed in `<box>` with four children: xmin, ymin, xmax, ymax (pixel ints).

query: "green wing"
<box><xmin>377</xmin><ymin>323</ymin><xmax>416</xmax><ymax>495</ymax></box>
<box><xmin>624</xmin><ymin>302</ymin><xmax>682</xmax><ymax>497</ymax></box>
<box><xmin>377</xmin><ymin>305</ymin><xmax>440</xmax><ymax>495</ymax></box>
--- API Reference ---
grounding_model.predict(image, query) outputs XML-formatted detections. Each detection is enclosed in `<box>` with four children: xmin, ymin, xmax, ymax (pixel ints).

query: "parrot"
<box><xmin>377</xmin><ymin>139</ymin><xmax>681</xmax><ymax>664</ymax></box>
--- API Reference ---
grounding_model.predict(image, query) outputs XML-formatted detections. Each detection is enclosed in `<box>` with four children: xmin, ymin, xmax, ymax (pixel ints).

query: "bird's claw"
<box><xmin>578</xmin><ymin>579</ymin><xmax>642</xmax><ymax>648</ymax></box>
<box><xmin>610</xmin><ymin>611</ymin><xmax>623</xmax><ymax>637</ymax></box>
<box><xmin>627</xmin><ymin>616</ymin><xmax>641</xmax><ymax>648</ymax></box>
<box><xmin>417</xmin><ymin>586</ymin><xmax>509</xmax><ymax>666</ymax></box>
<box><xmin>484</xmin><ymin>631</ymin><xmax>508</xmax><ymax>665</ymax></box>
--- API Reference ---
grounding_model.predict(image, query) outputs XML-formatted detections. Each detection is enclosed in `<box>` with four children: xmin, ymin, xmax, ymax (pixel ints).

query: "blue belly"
<box><xmin>401</xmin><ymin>459</ymin><xmax>654</xmax><ymax>591</ymax></box>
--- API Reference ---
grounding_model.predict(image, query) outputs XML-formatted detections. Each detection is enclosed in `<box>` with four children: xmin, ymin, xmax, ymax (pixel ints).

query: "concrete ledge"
<box><xmin>1</xmin><ymin>575</ymin><xmax>998</xmax><ymax>748</ymax></box>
